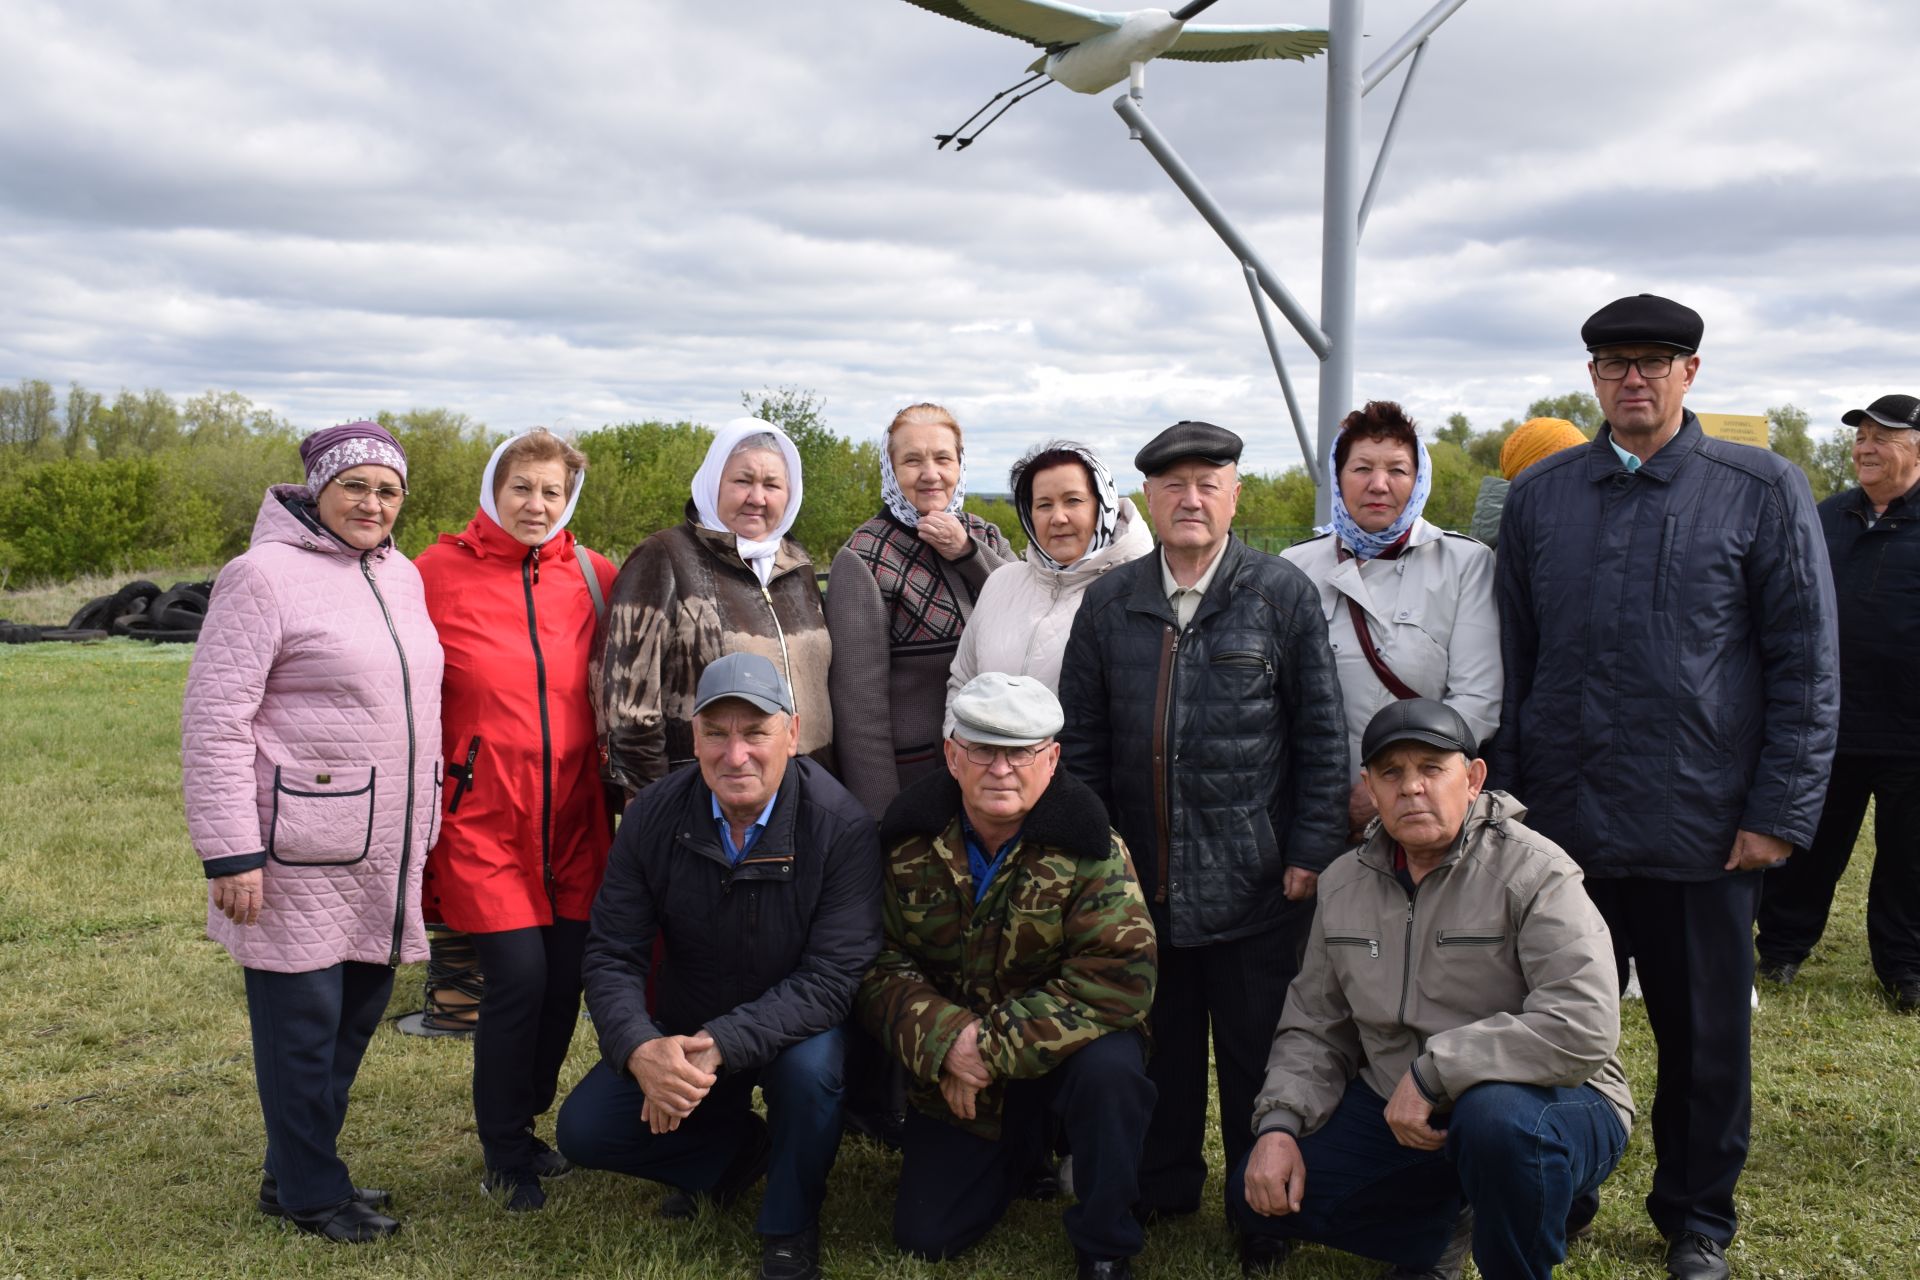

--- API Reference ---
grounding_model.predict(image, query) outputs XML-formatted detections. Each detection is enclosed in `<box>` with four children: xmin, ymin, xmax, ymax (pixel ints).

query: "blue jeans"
<box><xmin>1228</xmin><ymin>1078</ymin><xmax>1628</xmax><ymax>1280</ymax></box>
<box><xmin>556</xmin><ymin>1027</ymin><xmax>844</xmax><ymax>1236</ymax></box>
<box><xmin>243</xmin><ymin>962</ymin><xmax>396</xmax><ymax>1213</ymax></box>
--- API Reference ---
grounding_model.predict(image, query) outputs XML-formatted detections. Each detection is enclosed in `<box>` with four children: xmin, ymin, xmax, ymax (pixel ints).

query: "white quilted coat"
<box><xmin>943</xmin><ymin>495</ymin><xmax>1154</xmax><ymax>734</ymax></box>
<box><xmin>182</xmin><ymin>485</ymin><xmax>445</xmax><ymax>972</ymax></box>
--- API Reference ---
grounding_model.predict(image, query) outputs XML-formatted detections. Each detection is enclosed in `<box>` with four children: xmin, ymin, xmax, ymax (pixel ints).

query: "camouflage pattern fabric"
<box><xmin>859</xmin><ymin>767</ymin><xmax>1157</xmax><ymax>1139</ymax></box>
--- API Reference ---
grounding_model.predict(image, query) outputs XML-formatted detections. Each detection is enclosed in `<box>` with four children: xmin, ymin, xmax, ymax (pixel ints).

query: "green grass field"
<box><xmin>1</xmin><ymin>639</ymin><xmax>1915</xmax><ymax>1279</ymax></box>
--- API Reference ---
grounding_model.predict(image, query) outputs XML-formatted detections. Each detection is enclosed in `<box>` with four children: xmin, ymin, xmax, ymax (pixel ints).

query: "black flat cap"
<box><xmin>1135</xmin><ymin>420</ymin><xmax>1243</xmax><ymax>476</ymax></box>
<box><xmin>1841</xmin><ymin>393</ymin><xmax>1920</xmax><ymax>430</ymax></box>
<box><xmin>1361</xmin><ymin>698</ymin><xmax>1478</xmax><ymax>766</ymax></box>
<box><xmin>1581</xmin><ymin>293</ymin><xmax>1704</xmax><ymax>354</ymax></box>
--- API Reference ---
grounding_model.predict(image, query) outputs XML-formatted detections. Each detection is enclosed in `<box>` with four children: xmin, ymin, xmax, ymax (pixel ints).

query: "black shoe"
<box><xmin>1756</xmin><ymin>958</ymin><xmax>1800</xmax><ymax>986</ymax></box>
<box><xmin>657</xmin><ymin>1114</ymin><xmax>772</xmax><ymax>1220</ymax></box>
<box><xmin>1076</xmin><ymin>1250</ymin><xmax>1134</xmax><ymax>1280</ymax></box>
<box><xmin>283</xmin><ymin>1197</ymin><xmax>401</xmax><ymax>1243</ymax></box>
<box><xmin>759</xmin><ymin>1225</ymin><xmax>820</xmax><ymax>1280</ymax></box>
<box><xmin>1382</xmin><ymin>1206</ymin><xmax>1472</xmax><ymax>1279</ymax></box>
<box><xmin>843</xmin><ymin>1105</ymin><xmax>906</xmax><ymax>1151</ymax></box>
<box><xmin>1019</xmin><ymin>1152</ymin><xmax>1063</xmax><ymax>1202</ymax></box>
<box><xmin>480</xmin><ymin>1168</ymin><xmax>547</xmax><ymax>1212</ymax></box>
<box><xmin>1891</xmin><ymin>979</ymin><xmax>1920</xmax><ymax>1014</ymax></box>
<box><xmin>1238</xmin><ymin>1232</ymin><xmax>1292</xmax><ymax>1276</ymax></box>
<box><xmin>1565</xmin><ymin>1189</ymin><xmax>1599</xmax><ymax>1241</ymax></box>
<box><xmin>528</xmin><ymin>1136</ymin><xmax>574</xmax><ymax>1180</ymax></box>
<box><xmin>257</xmin><ymin>1172</ymin><xmax>391</xmax><ymax>1217</ymax></box>
<box><xmin>1664</xmin><ymin>1231</ymin><xmax>1729</xmax><ymax>1280</ymax></box>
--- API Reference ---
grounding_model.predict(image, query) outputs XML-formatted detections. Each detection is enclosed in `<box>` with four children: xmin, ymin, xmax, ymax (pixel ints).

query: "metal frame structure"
<box><xmin>1113</xmin><ymin>0</ymin><xmax>1469</xmax><ymax>520</ymax></box>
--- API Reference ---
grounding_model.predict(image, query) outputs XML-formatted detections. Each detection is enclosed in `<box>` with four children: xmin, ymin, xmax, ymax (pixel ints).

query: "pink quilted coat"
<box><xmin>182</xmin><ymin>485</ymin><xmax>445</xmax><ymax>973</ymax></box>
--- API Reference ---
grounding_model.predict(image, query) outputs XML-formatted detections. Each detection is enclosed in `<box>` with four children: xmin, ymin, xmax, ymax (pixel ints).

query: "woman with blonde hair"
<box><xmin>415</xmin><ymin>428</ymin><xmax>617</xmax><ymax>1211</ymax></box>
<box><xmin>826</xmin><ymin>402</ymin><xmax>1015</xmax><ymax>818</ymax></box>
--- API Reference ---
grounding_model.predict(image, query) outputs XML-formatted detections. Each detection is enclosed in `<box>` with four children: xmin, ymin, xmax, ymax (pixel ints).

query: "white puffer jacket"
<box><xmin>1281</xmin><ymin>517</ymin><xmax>1501</xmax><ymax>781</ymax></box>
<box><xmin>944</xmin><ymin>496</ymin><xmax>1154</xmax><ymax>734</ymax></box>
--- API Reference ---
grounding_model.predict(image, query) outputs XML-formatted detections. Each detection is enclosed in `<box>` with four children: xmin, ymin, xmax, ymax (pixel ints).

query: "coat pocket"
<box><xmin>266</xmin><ymin>765</ymin><xmax>376</xmax><ymax>866</ymax></box>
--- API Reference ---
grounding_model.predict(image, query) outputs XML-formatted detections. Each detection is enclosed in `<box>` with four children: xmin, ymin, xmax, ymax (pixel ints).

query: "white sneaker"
<box><xmin>1622</xmin><ymin>958</ymin><xmax>1643</xmax><ymax>1001</ymax></box>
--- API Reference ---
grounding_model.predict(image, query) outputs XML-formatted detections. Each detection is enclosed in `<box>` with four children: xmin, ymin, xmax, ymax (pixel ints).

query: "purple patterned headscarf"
<box><xmin>300</xmin><ymin>421</ymin><xmax>409</xmax><ymax>498</ymax></box>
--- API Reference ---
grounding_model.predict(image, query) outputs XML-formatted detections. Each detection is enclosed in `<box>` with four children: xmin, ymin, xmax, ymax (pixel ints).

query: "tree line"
<box><xmin>0</xmin><ymin>377</ymin><xmax>1858</xmax><ymax>587</ymax></box>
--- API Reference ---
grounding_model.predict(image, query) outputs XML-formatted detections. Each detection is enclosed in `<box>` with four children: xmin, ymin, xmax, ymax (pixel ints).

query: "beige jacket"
<box><xmin>1252</xmin><ymin>790</ymin><xmax>1633</xmax><ymax>1139</ymax></box>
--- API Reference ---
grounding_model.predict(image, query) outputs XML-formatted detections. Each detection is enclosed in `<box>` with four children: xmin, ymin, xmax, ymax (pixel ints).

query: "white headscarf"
<box><xmin>479</xmin><ymin>430</ymin><xmax>584</xmax><ymax>546</ymax></box>
<box><xmin>691</xmin><ymin>417</ymin><xmax>804</xmax><ymax>585</ymax></box>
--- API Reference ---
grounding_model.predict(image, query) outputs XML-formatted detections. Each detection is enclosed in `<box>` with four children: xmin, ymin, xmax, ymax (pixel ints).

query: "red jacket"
<box><xmin>416</xmin><ymin>510</ymin><xmax>617</xmax><ymax>931</ymax></box>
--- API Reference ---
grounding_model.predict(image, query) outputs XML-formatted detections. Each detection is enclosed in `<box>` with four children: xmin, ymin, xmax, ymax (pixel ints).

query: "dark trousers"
<box><xmin>243</xmin><ymin>961</ymin><xmax>396</xmax><ymax>1213</ymax></box>
<box><xmin>1140</xmin><ymin>903</ymin><xmax>1307</xmax><ymax>1215</ymax></box>
<box><xmin>1758</xmin><ymin>759</ymin><xmax>1920</xmax><ymax>986</ymax></box>
<box><xmin>555</xmin><ymin>1027</ymin><xmax>844</xmax><ymax>1236</ymax></box>
<box><xmin>893</xmin><ymin>1030</ymin><xmax>1155</xmax><ymax>1261</ymax></box>
<box><xmin>1586</xmin><ymin>873</ymin><xmax>1760</xmax><ymax>1245</ymax></box>
<box><xmin>1227</xmin><ymin>1079</ymin><xmax>1626</xmax><ymax>1280</ymax></box>
<box><xmin>469</xmin><ymin>917</ymin><xmax>591</xmax><ymax>1172</ymax></box>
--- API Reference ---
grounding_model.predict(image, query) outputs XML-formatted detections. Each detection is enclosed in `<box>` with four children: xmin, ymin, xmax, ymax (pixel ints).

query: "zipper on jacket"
<box><xmin>524</xmin><ymin>547</ymin><xmax>556</xmax><ymax>909</ymax></box>
<box><xmin>361</xmin><ymin>553</ymin><xmax>418</xmax><ymax>966</ymax></box>
<box><xmin>759</xmin><ymin>583</ymin><xmax>795</xmax><ymax>705</ymax></box>
<box><xmin>1150</xmin><ymin>625</ymin><xmax>1179</xmax><ymax>905</ymax></box>
<box><xmin>1396</xmin><ymin>890</ymin><xmax>1418</xmax><ymax>1027</ymax></box>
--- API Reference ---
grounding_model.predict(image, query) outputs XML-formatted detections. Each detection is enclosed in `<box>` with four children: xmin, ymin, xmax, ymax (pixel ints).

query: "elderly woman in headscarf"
<box><xmin>414</xmin><ymin>428</ymin><xmax>617</xmax><ymax>1211</ymax></box>
<box><xmin>182</xmin><ymin>421</ymin><xmax>443</xmax><ymax>1243</ymax></box>
<box><xmin>1281</xmin><ymin>400</ymin><xmax>1501</xmax><ymax>840</ymax></box>
<box><xmin>944</xmin><ymin>439</ymin><xmax>1153</xmax><ymax>722</ymax></box>
<box><xmin>825</xmin><ymin>402</ymin><xmax>1015</xmax><ymax>819</ymax></box>
<box><xmin>596</xmin><ymin>418</ymin><xmax>833</xmax><ymax>795</ymax></box>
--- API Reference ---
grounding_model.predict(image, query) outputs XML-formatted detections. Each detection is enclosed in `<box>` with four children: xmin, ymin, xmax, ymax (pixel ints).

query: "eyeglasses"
<box><xmin>955</xmin><ymin>741</ymin><xmax>1049</xmax><ymax>768</ymax></box>
<box><xmin>1592</xmin><ymin>353</ymin><xmax>1684</xmax><ymax>381</ymax></box>
<box><xmin>331</xmin><ymin>477</ymin><xmax>409</xmax><ymax>507</ymax></box>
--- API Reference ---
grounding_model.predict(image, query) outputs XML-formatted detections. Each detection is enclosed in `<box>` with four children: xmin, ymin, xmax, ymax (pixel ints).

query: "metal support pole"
<box><xmin>1316</xmin><ymin>0</ymin><xmax>1364</xmax><ymax>521</ymax></box>
<box><xmin>1358</xmin><ymin>39</ymin><xmax>1426</xmax><ymax>238</ymax></box>
<box><xmin>1114</xmin><ymin>93</ymin><xmax>1331</xmax><ymax>359</ymax></box>
<box><xmin>1242</xmin><ymin>262</ymin><xmax>1321</xmax><ymax>488</ymax></box>
<box><xmin>1362</xmin><ymin>0</ymin><xmax>1467</xmax><ymax>96</ymax></box>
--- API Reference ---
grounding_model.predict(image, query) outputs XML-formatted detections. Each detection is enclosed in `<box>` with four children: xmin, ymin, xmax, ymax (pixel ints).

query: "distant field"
<box><xmin>0</xmin><ymin>640</ymin><xmax>1914</xmax><ymax>1278</ymax></box>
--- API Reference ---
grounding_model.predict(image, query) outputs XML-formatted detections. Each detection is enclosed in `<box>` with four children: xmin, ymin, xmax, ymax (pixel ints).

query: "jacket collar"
<box><xmin>1354</xmin><ymin>788</ymin><xmax>1528</xmax><ymax>877</ymax></box>
<box><xmin>258</xmin><ymin>484</ymin><xmax>392</xmax><ymax>560</ymax></box>
<box><xmin>1584</xmin><ymin>410</ymin><xmax>1703</xmax><ymax>486</ymax></box>
<box><xmin>680</xmin><ymin>760</ymin><xmax>804</xmax><ymax>879</ymax></box>
<box><xmin>1124</xmin><ymin>533</ymin><xmax>1247</xmax><ymax>628</ymax></box>
<box><xmin>440</xmin><ymin>506</ymin><xmax>576</xmax><ymax>562</ymax></box>
<box><xmin>1845</xmin><ymin>475</ymin><xmax>1920</xmax><ymax>524</ymax></box>
<box><xmin>881</xmin><ymin>762</ymin><xmax>1113</xmax><ymax>865</ymax></box>
<box><xmin>685</xmin><ymin>505</ymin><xmax>812</xmax><ymax>580</ymax></box>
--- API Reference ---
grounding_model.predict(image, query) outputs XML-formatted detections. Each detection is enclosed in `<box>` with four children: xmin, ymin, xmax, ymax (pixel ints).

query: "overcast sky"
<box><xmin>3</xmin><ymin>0</ymin><xmax>1914</xmax><ymax>484</ymax></box>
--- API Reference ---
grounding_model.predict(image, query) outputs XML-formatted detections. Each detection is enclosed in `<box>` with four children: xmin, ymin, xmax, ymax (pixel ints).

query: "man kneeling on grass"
<box><xmin>1232</xmin><ymin>699</ymin><xmax>1634</xmax><ymax>1280</ymax></box>
<box><xmin>556</xmin><ymin>653</ymin><xmax>881</xmax><ymax>1280</ymax></box>
<box><xmin>861</xmin><ymin>673</ymin><xmax>1159</xmax><ymax>1279</ymax></box>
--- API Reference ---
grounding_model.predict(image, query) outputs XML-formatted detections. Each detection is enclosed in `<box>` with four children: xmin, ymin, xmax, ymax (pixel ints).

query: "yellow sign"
<box><xmin>1697</xmin><ymin>413</ymin><xmax>1770</xmax><ymax>449</ymax></box>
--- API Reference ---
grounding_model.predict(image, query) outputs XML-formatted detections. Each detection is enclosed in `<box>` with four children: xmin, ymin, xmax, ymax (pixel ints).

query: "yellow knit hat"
<box><xmin>1500</xmin><ymin>417</ymin><xmax>1587</xmax><ymax>480</ymax></box>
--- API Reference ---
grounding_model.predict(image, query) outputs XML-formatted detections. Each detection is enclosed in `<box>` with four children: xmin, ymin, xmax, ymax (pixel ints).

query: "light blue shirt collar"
<box><xmin>711</xmin><ymin>790</ymin><xmax>779</xmax><ymax>865</ymax></box>
<box><xmin>1608</xmin><ymin>433</ymin><xmax>1643</xmax><ymax>474</ymax></box>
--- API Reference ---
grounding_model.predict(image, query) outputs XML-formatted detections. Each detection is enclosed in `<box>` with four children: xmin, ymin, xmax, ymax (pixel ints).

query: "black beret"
<box><xmin>1841</xmin><ymin>393</ymin><xmax>1920</xmax><ymax>430</ymax></box>
<box><xmin>1361</xmin><ymin>698</ymin><xmax>1478</xmax><ymax>767</ymax></box>
<box><xmin>1134</xmin><ymin>420</ymin><xmax>1243</xmax><ymax>477</ymax></box>
<box><xmin>1581</xmin><ymin>293</ymin><xmax>1704</xmax><ymax>354</ymax></box>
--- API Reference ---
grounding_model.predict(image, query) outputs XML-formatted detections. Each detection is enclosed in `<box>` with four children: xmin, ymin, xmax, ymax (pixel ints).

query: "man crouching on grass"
<box><xmin>556</xmin><ymin>653</ymin><xmax>881</xmax><ymax>1280</ymax></box>
<box><xmin>1231</xmin><ymin>699</ymin><xmax>1634</xmax><ymax>1280</ymax></box>
<box><xmin>861</xmin><ymin>672</ymin><xmax>1158</xmax><ymax>1279</ymax></box>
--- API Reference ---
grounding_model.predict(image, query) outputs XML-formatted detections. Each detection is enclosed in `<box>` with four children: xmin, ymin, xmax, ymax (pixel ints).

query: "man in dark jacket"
<box><xmin>1758</xmin><ymin>393</ymin><xmax>1920</xmax><ymax>1012</ymax></box>
<box><xmin>1491</xmin><ymin>294</ymin><xmax>1839</xmax><ymax>1280</ymax></box>
<box><xmin>1059</xmin><ymin>420</ymin><xmax>1348</xmax><ymax>1235</ymax></box>
<box><xmin>557</xmin><ymin>653</ymin><xmax>882</xmax><ymax>1280</ymax></box>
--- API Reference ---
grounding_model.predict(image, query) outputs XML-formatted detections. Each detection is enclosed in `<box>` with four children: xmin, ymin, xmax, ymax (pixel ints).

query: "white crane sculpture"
<box><xmin>907</xmin><ymin>0</ymin><xmax>1328</xmax><ymax>148</ymax></box>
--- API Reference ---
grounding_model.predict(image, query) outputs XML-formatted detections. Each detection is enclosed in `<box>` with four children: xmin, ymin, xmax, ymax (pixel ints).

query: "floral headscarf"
<box><xmin>1011</xmin><ymin>440</ymin><xmax>1119</xmax><ymax>571</ymax></box>
<box><xmin>1318</xmin><ymin>429</ymin><xmax>1432</xmax><ymax>560</ymax></box>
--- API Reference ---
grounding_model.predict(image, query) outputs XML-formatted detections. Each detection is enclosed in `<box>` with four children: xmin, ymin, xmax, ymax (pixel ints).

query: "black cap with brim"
<box><xmin>1361</xmin><ymin>698</ymin><xmax>1478</xmax><ymax>767</ymax></box>
<box><xmin>1841</xmin><ymin>393</ymin><xmax>1920</xmax><ymax>430</ymax></box>
<box><xmin>1581</xmin><ymin>293</ymin><xmax>1704</xmax><ymax>354</ymax></box>
<box><xmin>1134</xmin><ymin>420</ymin><xmax>1244</xmax><ymax>477</ymax></box>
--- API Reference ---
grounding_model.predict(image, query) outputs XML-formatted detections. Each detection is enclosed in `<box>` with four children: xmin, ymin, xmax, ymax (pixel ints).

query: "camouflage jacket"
<box><xmin>858</xmin><ymin>766</ymin><xmax>1157</xmax><ymax>1139</ymax></box>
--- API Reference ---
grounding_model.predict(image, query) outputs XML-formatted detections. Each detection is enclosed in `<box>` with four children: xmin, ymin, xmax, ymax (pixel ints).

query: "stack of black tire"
<box><xmin>0</xmin><ymin>578</ymin><xmax>215</xmax><ymax>645</ymax></box>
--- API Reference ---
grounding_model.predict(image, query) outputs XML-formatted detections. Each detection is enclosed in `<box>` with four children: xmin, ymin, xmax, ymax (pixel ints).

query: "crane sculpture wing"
<box><xmin>1163</xmin><ymin>24</ymin><xmax>1329</xmax><ymax>62</ymax></box>
<box><xmin>898</xmin><ymin>0</ymin><xmax>1123</xmax><ymax>49</ymax></box>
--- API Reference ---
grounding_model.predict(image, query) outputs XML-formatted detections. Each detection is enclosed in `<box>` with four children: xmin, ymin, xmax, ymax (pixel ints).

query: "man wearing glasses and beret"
<box><xmin>862</xmin><ymin>672</ymin><xmax>1158</xmax><ymax>1280</ymax></box>
<box><xmin>1490</xmin><ymin>295</ymin><xmax>1839</xmax><ymax>1279</ymax></box>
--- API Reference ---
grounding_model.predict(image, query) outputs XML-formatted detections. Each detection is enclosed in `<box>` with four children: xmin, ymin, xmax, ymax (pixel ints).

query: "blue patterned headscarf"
<box><xmin>1318</xmin><ymin>429</ymin><xmax>1432</xmax><ymax>560</ymax></box>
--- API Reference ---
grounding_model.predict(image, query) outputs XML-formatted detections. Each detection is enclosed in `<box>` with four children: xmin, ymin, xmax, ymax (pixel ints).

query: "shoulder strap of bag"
<box><xmin>1345</xmin><ymin>596</ymin><xmax>1424</xmax><ymax>701</ymax></box>
<box><xmin>576</xmin><ymin>543</ymin><xmax>607</xmax><ymax>623</ymax></box>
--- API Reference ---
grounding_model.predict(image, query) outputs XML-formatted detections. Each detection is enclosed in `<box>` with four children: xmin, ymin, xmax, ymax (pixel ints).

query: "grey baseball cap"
<box><xmin>692</xmin><ymin>652</ymin><xmax>793</xmax><ymax>717</ymax></box>
<box><xmin>950</xmin><ymin>672</ymin><xmax>1064</xmax><ymax>748</ymax></box>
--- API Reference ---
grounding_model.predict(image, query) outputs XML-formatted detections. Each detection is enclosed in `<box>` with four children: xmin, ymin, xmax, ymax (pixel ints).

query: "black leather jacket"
<box><xmin>1059</xmin><ymin>536</ymin><xmax>1349</xmax><ymax>947</ymax></box>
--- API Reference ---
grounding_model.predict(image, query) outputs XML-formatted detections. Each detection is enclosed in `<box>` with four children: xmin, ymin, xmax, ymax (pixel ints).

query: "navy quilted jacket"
<box><xmin>1489</xmin><ymin>413</ymin><xmax>1839</xmax><ymax>878</ymax></box>
<box><xmin>1819</xmin><ymin>481</ymin><xmax>1920</xmax><ymax>758</ymax></box>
